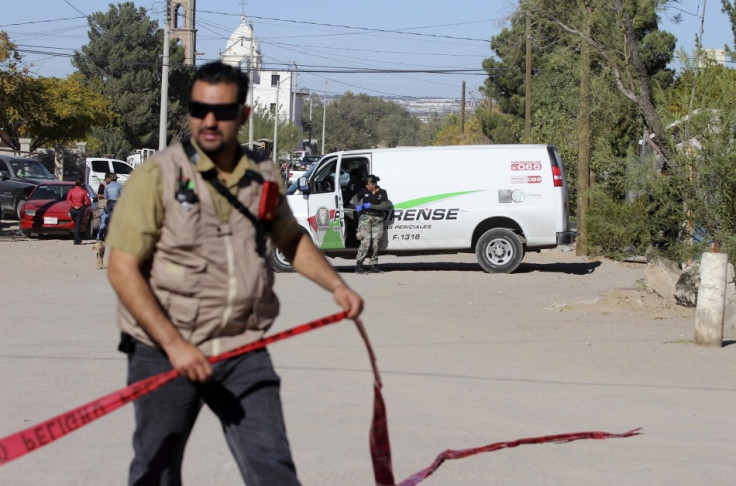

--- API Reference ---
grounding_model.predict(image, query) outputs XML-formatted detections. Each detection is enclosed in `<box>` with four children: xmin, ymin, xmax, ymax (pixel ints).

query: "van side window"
<box><xmin>112</xmin><ymin>161</ymin><xmax>133</xmax><ymax>174</ymax></box>
<box><xmin>91</xmin><ymin>160</ymin><xmax>108</xmax><ymax>173</ymax></box>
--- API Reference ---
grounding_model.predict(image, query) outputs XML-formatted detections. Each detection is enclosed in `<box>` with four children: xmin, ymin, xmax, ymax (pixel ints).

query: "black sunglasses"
<box><xmin>188</xmin><ymin>101</ymin><xmax>242</xmax><ymax>120</ymax></box>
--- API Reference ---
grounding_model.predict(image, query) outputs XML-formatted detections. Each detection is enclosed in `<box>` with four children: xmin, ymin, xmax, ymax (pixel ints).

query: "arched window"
<box><xmin>174</xmin><ymin>4</ymin><xmax>186</xmax><ymax>29</ymax></box>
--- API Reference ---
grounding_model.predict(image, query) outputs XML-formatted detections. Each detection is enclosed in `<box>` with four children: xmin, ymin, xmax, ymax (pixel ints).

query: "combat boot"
<box><xmin>356</xmin><ymin>260</ymin><xmax>368</xmax><ymax>274</ymax></box>
<box><xmin>369</xmin><ymin>264</ymin><xmax>384</xmax><ymax>274</ymax></box>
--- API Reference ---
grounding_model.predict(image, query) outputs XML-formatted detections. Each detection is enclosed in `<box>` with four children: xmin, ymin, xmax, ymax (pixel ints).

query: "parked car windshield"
<box><xmin>30</xmin><ymin>184</ymin><xmax>72</xmax><ymax>201</ymax></box>
<box><xmin>9</xmin><ymin>159</ymin><xmax>54</xmax><ymax>180</ymax></box>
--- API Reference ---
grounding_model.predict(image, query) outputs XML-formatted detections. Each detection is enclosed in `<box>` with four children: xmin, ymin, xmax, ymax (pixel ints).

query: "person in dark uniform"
<box><xmin>351</xmin><ymin>174</ymin><xmax>390</xmax><ymax>274</ymax></box>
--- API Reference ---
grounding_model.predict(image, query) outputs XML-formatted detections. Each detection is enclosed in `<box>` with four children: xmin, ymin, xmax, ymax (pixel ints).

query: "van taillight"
<box><xmin>551</xmin><ymin>166</ymin><xmax>563</xmax><ymax>187</ymax></box>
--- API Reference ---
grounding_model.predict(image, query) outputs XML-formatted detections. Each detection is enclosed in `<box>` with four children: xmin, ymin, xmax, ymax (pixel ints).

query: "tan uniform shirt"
<box><xmin>107</xmin><ymin>139</ymin><xmax>303</xmax><ymax>354</ymax></box>
<box><xmin>107</xmin><ymin>141</ymin><xmax>300</xmax><ymax>259</ymax></box>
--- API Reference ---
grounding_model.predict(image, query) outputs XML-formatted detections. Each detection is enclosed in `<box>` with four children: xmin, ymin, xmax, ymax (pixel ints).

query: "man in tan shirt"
<box><xmin>107</xmin><ymin>61</ymin><xmax>362</xmax><ymax>486</ymax></box>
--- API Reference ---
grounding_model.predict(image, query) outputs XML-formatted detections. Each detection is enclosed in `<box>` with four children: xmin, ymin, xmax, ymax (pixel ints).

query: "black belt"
<box><xmin>363</xmin><ymin>210</ymin><xmax>383</xmax><ymax>217</ymax></box>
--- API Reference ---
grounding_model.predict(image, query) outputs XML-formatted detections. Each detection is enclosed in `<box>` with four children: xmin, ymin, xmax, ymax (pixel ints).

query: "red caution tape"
<box><xmin>0</xmin><ymin>309</ymin><xmax>642</xmax><ymax>485</ymax></box>
<box><xmin>396</xmin><ymin>428</ymin><xmax>643</xmax><ymax>485</ymax></box>
<box><xmin>351</xmin><ymin>316</ymin><xmax>642</xmax><ymax>485</ymax></box>
<box><xmin>0</xmin><ymin>311</ymin><xmax>349</xmax><ymax>466</ymax></box>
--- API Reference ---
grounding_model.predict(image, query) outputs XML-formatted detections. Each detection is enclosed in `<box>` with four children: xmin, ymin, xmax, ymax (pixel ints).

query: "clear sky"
<box><xmin>1</xmin><ymin>1</ymin><xmax>733</xmax><ymax>100</ymax></box>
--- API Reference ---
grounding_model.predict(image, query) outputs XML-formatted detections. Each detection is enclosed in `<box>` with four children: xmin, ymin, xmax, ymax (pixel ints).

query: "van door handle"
<box><xmin>335</xmin><ymin>195</ymin><xmax>340</xmax><ymax>212</ymax></box>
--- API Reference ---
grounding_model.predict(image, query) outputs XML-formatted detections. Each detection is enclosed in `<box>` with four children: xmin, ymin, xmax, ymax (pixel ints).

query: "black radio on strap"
<box><xmin>180</xmin><ymin>138</ymin><xmax>269</xmax><ymax>258</ymax></box>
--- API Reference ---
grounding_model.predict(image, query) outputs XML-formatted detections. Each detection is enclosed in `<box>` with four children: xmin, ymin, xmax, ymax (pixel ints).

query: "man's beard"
<box><xmin>197</xmin><ymin>129</ymin><xmax>227</xmax><ymax>157</ymax></box>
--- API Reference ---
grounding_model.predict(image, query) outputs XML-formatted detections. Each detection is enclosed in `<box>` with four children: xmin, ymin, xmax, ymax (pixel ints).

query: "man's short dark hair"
<box><xmin>190</xmin><ymin>61</ymin><xmax>250</xmax><ymax>104</ymax></box>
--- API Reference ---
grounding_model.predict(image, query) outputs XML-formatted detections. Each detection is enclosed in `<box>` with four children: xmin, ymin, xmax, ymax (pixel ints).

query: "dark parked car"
<box><xmin>18</xmin><ymin>181</ymin><xmax>100</xmax><ymax>239</ymax></box>
<box><xmin>0</xmin><ymin>155</ymin><xmax>55</xmax><ymax>219</ymax></box>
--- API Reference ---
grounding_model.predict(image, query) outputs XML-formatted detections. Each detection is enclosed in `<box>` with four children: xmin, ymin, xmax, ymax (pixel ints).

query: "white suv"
<box><xmin>85</xmin><ymin>158</ymin><xmax>135</xmax><ymax>193</ymax></box>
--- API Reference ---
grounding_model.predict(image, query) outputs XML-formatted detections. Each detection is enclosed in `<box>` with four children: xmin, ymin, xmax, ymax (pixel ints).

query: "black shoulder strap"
<box><xmin>180</xmin><ymin>138</ymin><xmax>268</xmax><ymax>258</ymax></box>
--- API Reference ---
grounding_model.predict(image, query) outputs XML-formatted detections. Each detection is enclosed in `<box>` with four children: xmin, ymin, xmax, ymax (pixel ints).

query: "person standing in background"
<box><xmin>103</xmin><ymin>172</ymin><xmax>122</xmax><ymax>230</ymax></box>
<box><xmin>351</xmin><ymin>174</ymin><xmax>390</xmax><ymax>274</ymax></box>
<box><xmin>66</xmin><ymin>177</ymin><xmax>90</xmax><ymax>245</ymax></box>
<box><xmin>96</xmin><ymin>172</ymin><xmax>111</xmax><ymax>241</ymax></box>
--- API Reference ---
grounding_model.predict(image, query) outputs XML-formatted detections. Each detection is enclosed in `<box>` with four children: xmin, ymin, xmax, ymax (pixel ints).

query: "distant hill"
<box><xmin>381</xmin><ymin>96</ymin><xmax>481</xmax><ymax>122</ymax></box>
<box><xmin>324</xmin><ymin>94</ymin><xmax>481</xmax><ymax>122</ymax></box>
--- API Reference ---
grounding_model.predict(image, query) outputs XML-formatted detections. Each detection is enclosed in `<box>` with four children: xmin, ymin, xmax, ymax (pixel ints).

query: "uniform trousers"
<box><xmin>356</xmin><ymin>214</ymin><xmax>384</xmax><ymax>265</ymax></box>
<box><xmin>126</xmin><ymin>342</ymin><xmax>300</xmax><ymax>486</ymax></box>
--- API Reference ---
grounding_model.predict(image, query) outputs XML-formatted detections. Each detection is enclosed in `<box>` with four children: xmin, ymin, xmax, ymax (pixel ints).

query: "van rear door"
<box><xmin>546</xmin><ymin>145</ymin><xmax>575</xmax><ymax>244</ymax></box>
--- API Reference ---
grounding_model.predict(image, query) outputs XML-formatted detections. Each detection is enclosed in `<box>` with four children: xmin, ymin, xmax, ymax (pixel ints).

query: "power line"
<box><xmin>63</xmin><ymin>1</ymin><xmax>87</xmax><ymax>17</ymax></box>
<box><xmin>0</xmin><ymin>16</ymin><xmax>85</xmax><ymax>27</ymax></box>
<box><xmin>198</xmin><ymin>10</ymin><xmax>492</xmax><ymax>43</ymax></box>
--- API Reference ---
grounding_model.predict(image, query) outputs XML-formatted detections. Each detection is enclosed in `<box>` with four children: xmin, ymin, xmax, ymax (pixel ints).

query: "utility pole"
<box><xmin>248</xmin><ymin>22</ymin><xmax>255</xmax><ymax>150</ymax></box>
<box><xmin>158</xmin><ymin>0</ymin><xmax>171</xmax><ymax>150</ymax></box>
<box><xmin>291</xmin><ymin>62</ymin><xmax>298</xmax><ymax>124</ymax></box>
<box><xmin>687</xmin><ymin>0</ymin><xmax>707</xmax><ymax>128</ymax></box>
<box><xmin>461</xmin><ymin>81</ymin><xmax>466</xmax><ymax>134</ymax></box>
<box><xmin>321</xmin><ymin>81</ymin><xmax>327</xmax><ymax>155</ymax></box>
<box><xmin>524</xmin><ymin>11</ymin><xmax>532</xmax><ymax>143</ymax></box>
<box><xmin>576</xmin><ymin>5</ymin><xmax>592</xmax><ymax>257</ymax></box>
<box><xmin>273</xmin><ymin>86</ymin><xmax>280</xmax><ymax>162</ymax></box>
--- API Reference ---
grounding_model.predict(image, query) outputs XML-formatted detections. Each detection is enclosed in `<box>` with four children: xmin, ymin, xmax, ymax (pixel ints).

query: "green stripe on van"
<box><xmin>393</xmin><ymin>191</ymin><xmax>483</xmax><ymax>209</ymax></box>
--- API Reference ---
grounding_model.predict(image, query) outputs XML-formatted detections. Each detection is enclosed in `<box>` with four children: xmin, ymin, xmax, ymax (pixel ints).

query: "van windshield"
<box><xmin>9</xmin><ymin>159</ymin><xmax>54</xmax><ymax>180</ymax></box>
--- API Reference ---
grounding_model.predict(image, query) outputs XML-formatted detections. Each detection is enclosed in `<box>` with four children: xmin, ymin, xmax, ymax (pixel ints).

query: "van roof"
<box><xmin>326</xmin><ymin>144</ymin><xmax>554</xmax><ymax>157</ymax></box>
<box><xmin>85</xmin><ymin>157</ymin><xmax>128</xmax><ymax>163</ymax></box>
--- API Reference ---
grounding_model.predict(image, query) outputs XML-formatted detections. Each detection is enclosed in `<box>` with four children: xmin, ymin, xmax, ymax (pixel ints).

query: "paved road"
<box><xmin>1</xmin><ymin>225</ymin><xmax>735</xmax><ymax>485</ymax></box>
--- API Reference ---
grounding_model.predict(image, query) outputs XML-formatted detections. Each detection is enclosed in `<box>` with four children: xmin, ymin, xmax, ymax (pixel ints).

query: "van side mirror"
<box><xmin>0</xmin><ymin>170</ymin><xmax>9</xmax><ymax>180</ymax></box>
<box><xmin>298</xmin><ymin>176</ymin><xmax>309</xmax><ymax>194</ymax></box>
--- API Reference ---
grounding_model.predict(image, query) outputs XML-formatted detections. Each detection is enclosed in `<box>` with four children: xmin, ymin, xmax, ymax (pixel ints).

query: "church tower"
<box><xmin>169</xmin><ymin>0</ymin><xmax>197</xmax><ymax>65</ymax></box>
<box><xmin>221</xmin><ymin>15</ymin><xmax>262</xmax><ymax>83</ymax></box>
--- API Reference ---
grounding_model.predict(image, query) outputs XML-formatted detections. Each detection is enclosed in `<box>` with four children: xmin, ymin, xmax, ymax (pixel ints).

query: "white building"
<box><xmin>700</xmin><ymin>49</ymin><xmax>728</xmax><ymax>68</ymax></box>
<box><xmin>221</xmin><ymin>16</ymin><xmax>302</xmax><ymax>125</ymax></box>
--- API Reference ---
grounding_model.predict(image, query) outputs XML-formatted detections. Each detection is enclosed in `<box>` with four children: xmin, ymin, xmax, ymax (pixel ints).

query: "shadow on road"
<box><xmin>334</xmin><ymin>261</ymin><xmax>483</xmax><ymax>273</ymax></box>
<box><xmin>0</xmin><ymin>220</ymin><xmax>79</xmax><ymax>243</ymax></box>
<box><xmin>334</xmin><ymin>259</ymin><xmax>603</xmax><ymax>274</ymax></box>
<box><xmin>515</xmin><ymin>260</ymin><xmax>602</xmax><ymax>275</ymax></box>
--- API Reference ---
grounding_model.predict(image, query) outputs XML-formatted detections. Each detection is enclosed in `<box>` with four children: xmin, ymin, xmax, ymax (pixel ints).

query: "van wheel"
<box><xmin>476</xmin><ymin>228</ymin><xmax>524</xmax><ymax>273</ymax></box>
<box><xmin>270</xmin><ymin>247</ymin><xmax>294</xmax><ymax>273</ymax></box>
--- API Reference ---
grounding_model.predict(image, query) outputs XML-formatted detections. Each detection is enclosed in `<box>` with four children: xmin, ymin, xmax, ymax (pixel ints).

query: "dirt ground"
<box><xmin>2</xmin><ymin>219</ymin><xmax>736</xmax><ymax>486</ymax></box>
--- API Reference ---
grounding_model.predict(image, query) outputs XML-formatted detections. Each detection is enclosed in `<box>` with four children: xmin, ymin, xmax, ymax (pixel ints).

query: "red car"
<box><xmin>19</xmin><ymin>182</ymin><xmax>101</xmax><ymax>239</ymax></box>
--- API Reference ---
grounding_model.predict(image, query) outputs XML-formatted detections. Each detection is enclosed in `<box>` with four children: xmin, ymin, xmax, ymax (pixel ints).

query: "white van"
<box><xmin>85</xmin><ymin>157</ymin><xmax>135</xmax><ymax>193</ymax></box>
<box><xmin>274</xmin><ymin>144</ymin><xmax>576</xmax><ymax>273</ymax></box>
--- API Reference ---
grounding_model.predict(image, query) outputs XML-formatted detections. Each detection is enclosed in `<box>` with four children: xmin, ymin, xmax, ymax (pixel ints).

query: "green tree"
<box><xmin>31</xmin><ymin>74</ymin><xmax>115</xmax><ymax>150</ymax></box>
<box><xmin>318</xmin><ymin>92</ymin><xmax>423</xmax><ymax>152</ymax></box>
<box><xmin>534</xmin><ymin>0</ymin><xmax>677</xmax><ymax>164</ymax></box>
<box><xmin>0</xmin><ymin>32</ymin><xmax>37</xmax><ymax>151</ymax></box>
<box><xmin>242</xmin><ymin>102</ymin><xmax>300</xmax><ymax>160</ymax></box>
<box><xmin>432</xmin><ymin>112</ymin><xmax>491</xmax><ymax>145</ymax></box>
<box><xmin>722</xmin><ymin>0</ymin><xmax>736</xmax><ymax>60</ymax></box>
<box><xmin>73</xmin><ymin>2</ymin><xmax>193</xmax><ymax>158</ymax></box>
<box><xmin>0</xmin><ymin>33</ymin><xmax>115</xmax><ymax>153</ymax></box>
